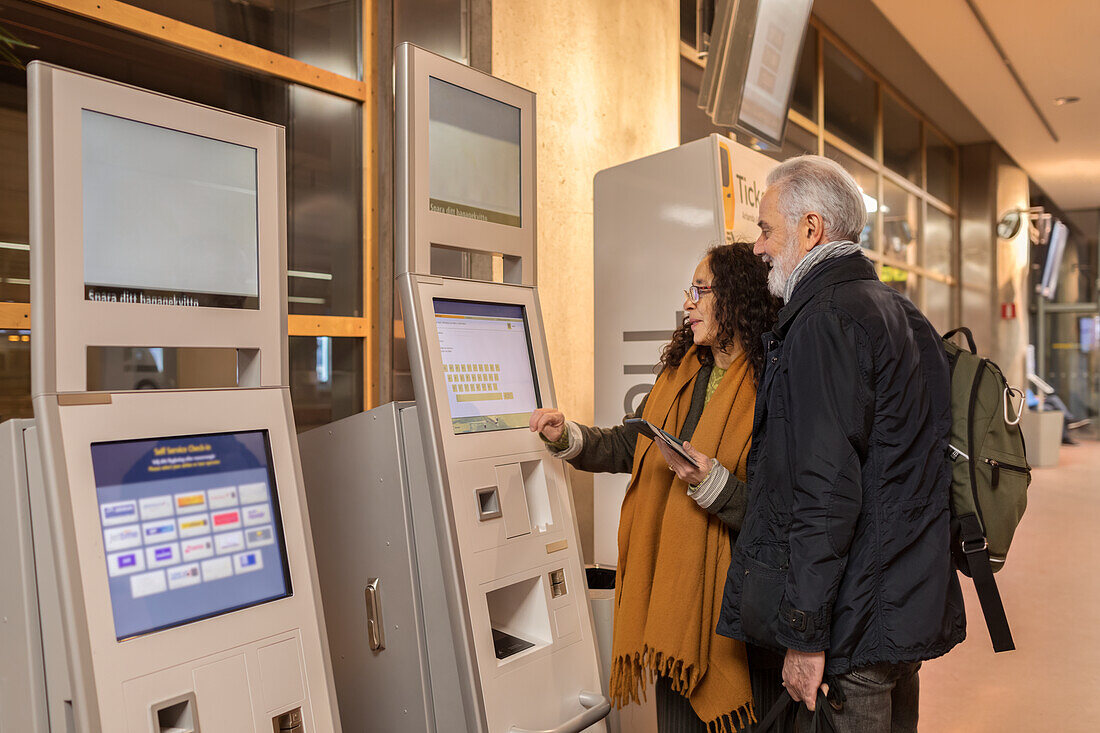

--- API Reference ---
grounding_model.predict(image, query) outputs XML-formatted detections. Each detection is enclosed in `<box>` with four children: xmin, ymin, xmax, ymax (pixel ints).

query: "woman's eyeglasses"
<box><xmin>683</xmin><ymin>285</ymin><xmax>714</xmax><ymax>303</ymax></box>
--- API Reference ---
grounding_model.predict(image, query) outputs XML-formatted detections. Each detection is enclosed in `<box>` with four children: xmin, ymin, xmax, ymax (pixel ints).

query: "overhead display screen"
<box><xmin>91</xmin><ymin>430</ymin><xmax>291</xmax><ymax>640</ymax></box>
<box><xmin>82</xmin><ymin>110</ymin><xmax>260</xmax><ymax>309</ymax></box>
<box><xmin>737</xmin><ymin>0</ymin><xmax>813</xmax><ymax>144</ymax></box>
<box><xmin>428</xmin><ymin>77</ymin><xmax>521</xmax><ymax>228</ymax></box>
<box><xmin>433</xmin><ymin>299</ymin><xmax>541</xmax><ymax>434</ymax></box>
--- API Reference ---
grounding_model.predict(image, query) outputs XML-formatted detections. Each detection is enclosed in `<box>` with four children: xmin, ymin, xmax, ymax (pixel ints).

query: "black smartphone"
<box><xmin>623</xmin><ymin>418</ymin><xmax>700</xmax><ymax>468</ymax></box>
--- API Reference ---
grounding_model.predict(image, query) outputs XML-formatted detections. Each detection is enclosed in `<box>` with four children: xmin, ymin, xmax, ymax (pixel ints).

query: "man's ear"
<box><xmin>802</xmin><ymin>212</ymin><xmax>826</xmax><ymax>252</ymax></box>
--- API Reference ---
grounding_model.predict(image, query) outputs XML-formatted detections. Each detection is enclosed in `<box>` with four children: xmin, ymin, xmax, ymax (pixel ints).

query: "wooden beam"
<box><xmin>28</xmin><ymin>0</ymin><xmax>367</xmax><ymax>102</ymax></box>
<box><xmin>0</xmin><ymin>303</ymin><xmax>30</xmax><ymax>330</ymax></box>
<box><xmin>288</xmin><ymin>314</ymin><xmax>368</xmax><ymax>338</ymax></box>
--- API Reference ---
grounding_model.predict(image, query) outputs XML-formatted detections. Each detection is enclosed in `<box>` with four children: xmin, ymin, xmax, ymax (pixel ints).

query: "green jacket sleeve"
<box><xmin>565</xmin><ymin>393</ymin><xmax>648</xmax><ymax>475</ymax></box>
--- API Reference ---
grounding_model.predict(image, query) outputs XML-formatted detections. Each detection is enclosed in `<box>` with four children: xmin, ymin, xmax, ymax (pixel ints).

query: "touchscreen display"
<box><xmin>433</xmin><ymin>299</ymin><xmax>541</xmax><ymax>434</ymax></box>
<box><xmin>82</xmin><ymin>110</ymin><xmax>260</xmax><ymax>309</ymax></box>
<box><xmin>91</xmin><ymin>431</ymin><xmax>291</xmax><ymax>640</ymax></box>
<box><xmin>428</xmin><ymin>77</ymin><xmax>521</xmax><ymax>228</ymax></box>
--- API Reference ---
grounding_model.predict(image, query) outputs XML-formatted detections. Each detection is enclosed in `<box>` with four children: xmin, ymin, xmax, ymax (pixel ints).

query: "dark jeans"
<box><xmin>796</xmin><ymin>662</ymin><xmax>921</xmax><ymax>733</ymax></box>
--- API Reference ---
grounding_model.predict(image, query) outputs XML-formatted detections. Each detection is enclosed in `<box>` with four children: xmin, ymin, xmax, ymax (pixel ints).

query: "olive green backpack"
<box><xmin>943</xmin><ymin>327</ymin><xmax>1030</xmax><ymax>652</ymax></box>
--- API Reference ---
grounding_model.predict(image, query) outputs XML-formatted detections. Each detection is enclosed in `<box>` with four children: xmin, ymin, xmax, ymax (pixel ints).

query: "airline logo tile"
<box><xmin>167</xmin><ymin>563</ymin><xmax>201</xmax><ymax>590</ymax></box>
<box><xmin>245</xmin><ymin>526</ymin><xmax>275</xmax><ymax>549</ymax></box>
<box><xmin>181</xmin><ymin>537</ymin><xmax>215</xmax><ymax>562</ymax></box>
<box><xmin>211</xmin><ymin>510</ymin><xmax>241</xmax><ymax>532</ymax></box>
<box><xmin>103</xmin><ymin>525</ymin><xmax>142</xmax><ymax>552</ymax></box>
<box><xmin>101</xmin><ymin>500</ymin><xmax>138</xmax><ymax>526</ymax></box>
<box><xmin>242</xmin><ymin>504</ymin><xmax>271</xmax><ymax>527</ymax></box>
<box><xmin>131</xmin><ymin>570</ymin><xmax>167</xmax><ymax>598</ymax></box>
<box><xmin>207</xmin><ymin>486</ymin><xmax>239</xmax><ymax>510</ymax></box>
<box><xmin>145</xmin><ymin>542</ymin><xmax>180</xmax><ymax>569</ymax></box>
<box><xmin>142</xmin><ymin>519</ymin><xmax>178</xmax><ymax>543</ymax></box>
<box><xmin>178</xmin><ymin>514</ymin><xmax>211</xmax><ymax>538</ymax></box>
<box><xmin>99</xmin><ymin>476</ymin><xmax>279</xmax><ymax>599</ymax></box>
<box><xmin>239</xmin><ymin>482</ymin><xmax>268</xmax><ymax>505</ymax></box>
<box><xmin>202</xmin><ymin>556</ymin><xmax>233</xmax><ymax>582</ymax></box>
<box><xmin>214</xmin><ymin>531</ymin><xmax>245</xmax><ymax>555</ymax></box>
<box><xmin>139</xmin><ymin>495</ymin><xmax>173</xmax><ymax>520</ymax></box>
<box><xmin>174</xmin><ymin>491</ymin><xmax>207</xmax><ymax>514</ymax></box>
<box><xmin>108</xmin><ymin>550</ymin><xmax>146</xmax><ymax>577</ymax></box>
<box><xmin>233</xmin><ymin>550</ymin><xmax>263</xmax><ymax>574</ymax></box>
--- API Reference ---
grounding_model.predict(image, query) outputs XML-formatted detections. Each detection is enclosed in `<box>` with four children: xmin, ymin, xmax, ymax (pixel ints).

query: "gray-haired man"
<box><xmin>717</xmin><ymin>155</ymin><xmax>965</xmax><ymax>731</ymax></box>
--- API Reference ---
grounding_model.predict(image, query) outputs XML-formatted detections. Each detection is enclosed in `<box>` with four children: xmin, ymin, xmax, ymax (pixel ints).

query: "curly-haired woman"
<box><xmin>530</xmin><ymin>243</ymin><xmax>782</xmax><ymax>732</ymax></box>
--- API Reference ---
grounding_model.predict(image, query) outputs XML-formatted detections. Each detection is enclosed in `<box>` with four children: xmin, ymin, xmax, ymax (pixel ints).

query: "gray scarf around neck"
<box><xmin>783</xmin><ymin>239</ymin><xmax>865</xmax><ymax>303</ymax></box>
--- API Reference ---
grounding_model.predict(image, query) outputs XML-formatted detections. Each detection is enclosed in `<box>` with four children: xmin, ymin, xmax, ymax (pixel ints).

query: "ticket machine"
<box><xmin>298</xmin><ymin>45</ymin><xmax>608</xmax><ymax>732</ymax></box>
<box><xmin>590</xmin><ymin>136</ymin><xmax>776</xmax><ymax>566</ymax></box>
<box><xmin>0</xmin><ymin>63</ymin><xmax>340</xmax><ymax>733</ymax></box>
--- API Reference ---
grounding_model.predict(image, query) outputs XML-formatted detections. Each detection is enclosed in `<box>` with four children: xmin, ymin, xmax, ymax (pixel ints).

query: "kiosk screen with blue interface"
<box><xmin>91</xmin><ymin>430</ymin><xmax>291</xmax><ymax>640</ymax></box>
<box><xmin>433</xmin><ymin>298</ymin><xmax>541</xmax><ymax>434</ymax></box>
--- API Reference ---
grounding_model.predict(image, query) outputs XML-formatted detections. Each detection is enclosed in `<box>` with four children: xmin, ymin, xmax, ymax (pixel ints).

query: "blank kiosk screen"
<box><xmin>91</xmin><ymin>430</ymin><xmax>291</xmax><ymax>640</ymax></box>
<box><xmin>433</xmin><ymin>298</ymin><xmax>541</xmax><ymax>434</ymax></box>
<box><xmin>428</xmin><ymin>78</ymin><xmax>521</xmax><ymax>227</ymax></box>
<box><xmin>82</xmin><ymin>110</ymin><xmax>260</xmax><ymax>308</ymax></box>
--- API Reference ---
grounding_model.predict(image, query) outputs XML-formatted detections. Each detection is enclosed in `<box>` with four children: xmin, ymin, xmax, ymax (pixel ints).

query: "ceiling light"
<box><xmin>1054</xmin><ymin>96</ymin><xmax>1080</xmax><ymax>106</ymax></box>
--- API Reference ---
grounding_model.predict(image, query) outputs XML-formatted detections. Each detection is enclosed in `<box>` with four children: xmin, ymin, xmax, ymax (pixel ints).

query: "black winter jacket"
<box><xmin>716</xmin><ymin>253</ymin><xmax>966</xmax><ymax>675</ymax></box>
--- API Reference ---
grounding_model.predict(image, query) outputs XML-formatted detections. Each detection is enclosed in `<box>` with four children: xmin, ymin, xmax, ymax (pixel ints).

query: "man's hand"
<box><xmin>654</xmin><ymin>439</ymin><xmax>712</xmax><ymax>485</ymax></box>
<box><xmin>529</xmin><ymin>408</ymin><xmax>566</xmax><ymax>443</ymax></box>
<box><xmin>782</xmin><ymin>649</ymin><xmax>826</xmax><ymax>710</ymax></box>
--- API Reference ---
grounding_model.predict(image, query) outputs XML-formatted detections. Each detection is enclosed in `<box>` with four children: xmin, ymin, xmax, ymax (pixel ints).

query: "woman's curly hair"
<box><xmin>659</xmin><ymin>242</ymin><xmax>781</xmax><ymax>384</ymax></box>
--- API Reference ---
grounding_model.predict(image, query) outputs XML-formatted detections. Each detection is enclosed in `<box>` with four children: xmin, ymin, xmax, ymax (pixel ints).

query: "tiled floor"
<box><xmin>919</xmin><ymin>439</ymin><xmax>1100</xmax><ymax>731</ymax></box>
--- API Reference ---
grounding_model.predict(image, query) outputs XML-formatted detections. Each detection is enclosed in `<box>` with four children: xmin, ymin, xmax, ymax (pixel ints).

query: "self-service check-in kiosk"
<box><xmin>298</xmin><ymin>45</ymin><xmax>608</xmax><ymax>733</ymax></box>
<box><xmin>0</xmin><ymin>63</ymin><xmax>340</xmax><ymax>733</ymax></box>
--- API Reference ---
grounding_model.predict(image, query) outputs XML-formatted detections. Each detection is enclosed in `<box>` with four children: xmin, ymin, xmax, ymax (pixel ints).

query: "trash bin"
<box><xmin>585</xmin><ymin>564</ymin><xmax>658</xmax><ymax>733</ymax></box>
<box><xmin>585</xmin><ymin>565</ymin><xmax>616</xmax><ymax>590</ymax></box>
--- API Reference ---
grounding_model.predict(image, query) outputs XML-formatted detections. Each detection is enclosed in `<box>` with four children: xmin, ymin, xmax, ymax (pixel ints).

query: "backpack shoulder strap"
<box><xmin>958</xmin><ymin>513</ymin><xmax>1015</xmax><ymax>652</ymax></box>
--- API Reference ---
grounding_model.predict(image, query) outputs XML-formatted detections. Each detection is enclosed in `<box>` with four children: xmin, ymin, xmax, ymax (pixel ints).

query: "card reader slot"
<box><xmin>476</xmin><ymin>486</ymin><xmax>502</xmax><ymax>520</ymax></box>
<box><xmin>153</xmin><ymin>693</ymin><xmax>197</xmax><ymax>733</ymax></box>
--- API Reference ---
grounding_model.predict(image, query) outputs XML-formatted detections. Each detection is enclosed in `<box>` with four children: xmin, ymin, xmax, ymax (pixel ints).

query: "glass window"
<box><xmin>116</xmin><ymin>0</ymin><xmax>360</xmax><ymax>79</ymax></box>
<box><xmin>823</xmin><ymin>40</ymin><xmax>875</xmax><ymax>157</ymax></box>
<box><xmin>924</xmin><ymin>206</ymin><xmax>954</xmax><ymax>278</ymax></box>
<box><xmin>0</xmin><ymin>330</ymin><xmax>32</xmax><ymax>421</ymax></box>
<box><xmin>790</xmin><ymin>27</ymin><xmax>816</xmax><ymax>122</ymax></box>
<box><xmin>0</xmin><ymin>4</ymin><xmax>363</xmax><ymax>317</ymax></box>
<box><xmin>824</xmin><ymin>144</ymin><xmax>876</xmax><ymax>250</ymax></box>
<box><xmin>926</xmin><ymin>127</ymin><xmax>956</xmax><ymax>205</ymax></box>
<box><xmin>882</xmin><ymin>179</ymin><xmax>918</xmax><ymax>265</ymax></box>
<box><xmin>0</xmin><ymin>80</ymin><xmax>29</xmax><ymax>304</ymax></box>
<box><xmin>881</xmin><ymin>266</ymin><xmax>918</xmax><ymax>304</ymax></box>
<box><xmin>681</xmin><ymin>0</ymin><xmax>697</xmax><ymax>47</ymax></box>
<box><xmin>882</xmin><ymin>93</ymin><xmax>920</xmax><ymax>185</ymax></box>
<box><xmin>923</xmin><ymin>278</ymin><xmax>952</xmax><ymax>334</ymax></box>
<box><xmin>287</xmin><ymin>86</ymin><xmax>363</xmax><ymax>317</ymax></box>
<box><xmin>761</xmin><ymin>121</ymin><xmax>816</xmax><ymax>162</ymax></box>
<box><xmin>680</xmin><ymin>56</ymin><xmax>730</xmax><ymax>144</ymax></box>
<box><xmin>289</xmin><ymin>336</ymin><xmax>363</xmax><ymax>433</ymax></box>
<box><xmin>395</xmin><ymin>0</ymin><xmax>469</xmax><ymax>65</ymax></box>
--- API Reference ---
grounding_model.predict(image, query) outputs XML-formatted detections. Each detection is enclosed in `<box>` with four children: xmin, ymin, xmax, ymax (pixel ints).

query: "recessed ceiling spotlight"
<box><xmin>1054</xmin><ymin>96</ymin><xmax>1080</xmax><ymax>106</ymax></box>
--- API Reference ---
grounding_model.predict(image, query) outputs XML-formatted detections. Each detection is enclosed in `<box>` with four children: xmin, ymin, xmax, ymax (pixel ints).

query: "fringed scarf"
<box><xmin>609</xmin><ymin>346</ymin><xmax>757</xmax><ymax>731</ymax></box>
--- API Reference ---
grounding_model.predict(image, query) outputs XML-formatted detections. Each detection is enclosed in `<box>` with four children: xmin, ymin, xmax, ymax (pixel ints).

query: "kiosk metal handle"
<box><xmin>508</xmin><ymin>691</ymin><xmax>611</xmax><ymax>733</ymax></box>
<box><xmin>364</xmin><ymin>578</ymin><xmax>385</xmax><ymax>651</ymax></box>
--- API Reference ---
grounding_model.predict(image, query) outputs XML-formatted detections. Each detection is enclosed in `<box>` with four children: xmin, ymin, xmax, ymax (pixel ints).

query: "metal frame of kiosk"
<box><xmin>299</xmin><ymin>43</ymin><xmax>608</xmax><ymax>733</ymax></box>
<box><xmin>1</xmin><ymin>62</ymin><xmax>341</xmax><ymax>733</ymax></box>
<box><xmin>395</xmin><ymin>43</ymin><xmax>537</xmax><ymax>286</ymax></box>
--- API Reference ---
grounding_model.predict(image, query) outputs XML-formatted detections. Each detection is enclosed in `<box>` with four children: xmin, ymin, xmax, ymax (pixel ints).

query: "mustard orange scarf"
<box><xmin>609</xmin><ymin>346</ymin><xmax>756</xmax><ymax>731</ymax></box>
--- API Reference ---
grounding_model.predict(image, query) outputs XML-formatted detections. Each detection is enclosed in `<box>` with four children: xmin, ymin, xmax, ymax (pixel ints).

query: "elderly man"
<box><xmin>717</xmin><ymin>155</ymin><xmax>965</xmax><ymax>731</ymax></box>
